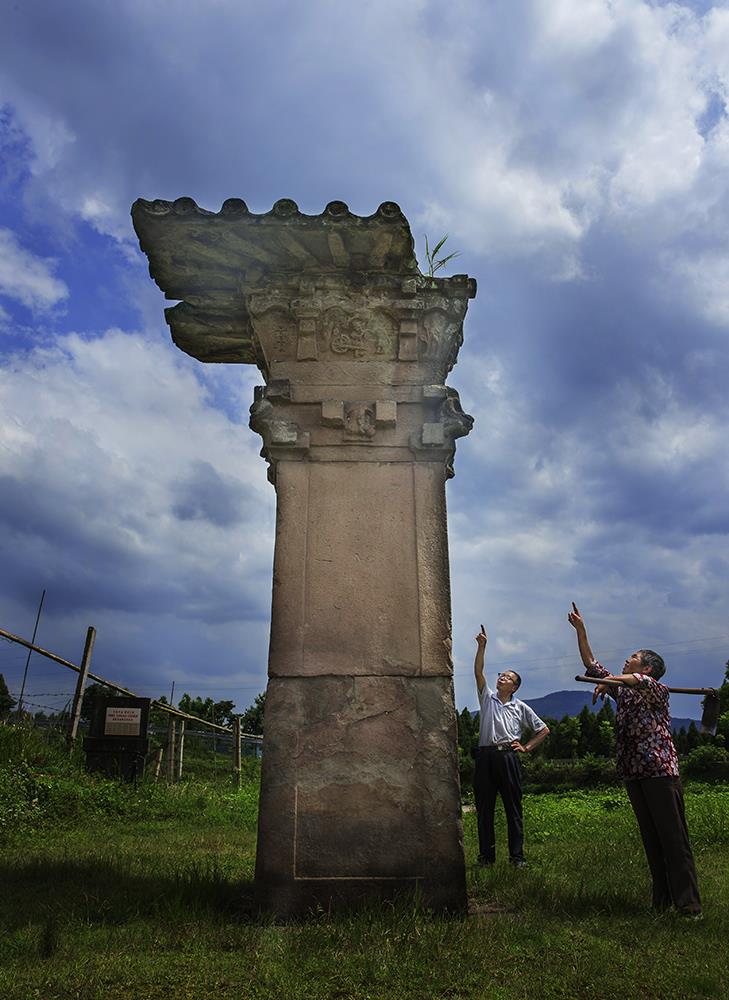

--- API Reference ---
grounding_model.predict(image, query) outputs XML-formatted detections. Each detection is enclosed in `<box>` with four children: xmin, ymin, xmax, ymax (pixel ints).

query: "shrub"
<box><xmin>520</xmin><ymin>755</ymin><xmax>619</xmax><ymax>792</ymax></box>
<box><xmin>683</xmin><ymin>744</ymin><xmax>729</xmax><ymax>782</ymax></box>
<box><xmin>0</xmin><ymin>759</ymin><xmax>46</xmax><ymax>839</ymax></box>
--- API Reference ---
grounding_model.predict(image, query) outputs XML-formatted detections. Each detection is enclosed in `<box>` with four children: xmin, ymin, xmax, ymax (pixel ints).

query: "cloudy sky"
<box><xmin>1</xmin><ymin>0</ymin><xmax>728</xmax><ymax>722</ymax></box>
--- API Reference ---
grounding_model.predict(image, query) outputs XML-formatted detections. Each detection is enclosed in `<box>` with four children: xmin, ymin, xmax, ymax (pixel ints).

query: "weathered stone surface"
<box><xmin>255</xmin><ymin>676</ymin><xmax>465</xmax><ymax>913</ymax></box>
<box><xmin>268</xmin><ymin>460</ymin><xmax>454</xmax><ymax>679</ymax></box>
<box><xmin>132</xmin><ymin>198</ymin><xmax>475</xmax><ymax>915</ymax></box>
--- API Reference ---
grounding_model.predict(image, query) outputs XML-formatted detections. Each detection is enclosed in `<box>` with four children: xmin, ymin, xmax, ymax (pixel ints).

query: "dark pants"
<box><xmin>474</xmin><ymin>748</ymin><xmax>524</xmax><ymax>863</ymax></box>
<box><xmin>625</xmin><ymin>776</ymin><xmax>701</xmax><ymax>914</ymax></box>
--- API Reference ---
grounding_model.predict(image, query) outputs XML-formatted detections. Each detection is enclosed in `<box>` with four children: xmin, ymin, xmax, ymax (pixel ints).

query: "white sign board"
<box><xmin>104</xmin><ymin>706</ymin><xmax>142</xmax><ymax>737</ymax></box>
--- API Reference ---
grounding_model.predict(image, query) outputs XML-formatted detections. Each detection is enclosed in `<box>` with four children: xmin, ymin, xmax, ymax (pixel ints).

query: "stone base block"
<box><xmin>254</xmin><ymin>675</ymin><xmax>467</xmax><ymax>916</ymax></box>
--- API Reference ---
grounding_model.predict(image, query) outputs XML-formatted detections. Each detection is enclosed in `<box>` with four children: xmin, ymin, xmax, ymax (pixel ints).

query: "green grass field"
<box><xmin>1</xmin><ymin>726</ymin><xmax>728</xmax><ymax>999</ymax></box>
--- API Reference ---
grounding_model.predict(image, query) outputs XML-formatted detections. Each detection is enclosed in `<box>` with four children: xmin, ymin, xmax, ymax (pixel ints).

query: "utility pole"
<box><xmin>16</xmin><ymin>589</ymin><xmax>45</xmax><ymax>718</ymax></box>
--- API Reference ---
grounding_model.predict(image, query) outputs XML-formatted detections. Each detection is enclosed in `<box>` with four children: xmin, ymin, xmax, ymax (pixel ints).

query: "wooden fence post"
<box><xmin>153</xmin><ymin>746</ymin><xmax>164</xmax><ymax>783</ymax></box>
<box><xmin>175</xmin><ymin>719</ymin><xmax>185</xmax><ymax>781</ymax></box>
<box><xmin>66</xmin><ymin>626</ymin><xmax>96</xmax><ymax>747</ymax></box>
<box><xmin>166</xmin><ymin>716</ymin><xmax>177</xmax><ymax>781</ymax></box>
<box><xmin>234</xmin><ymin>716</ymin><xmax>242</xmax><ymax>788</ymax></box>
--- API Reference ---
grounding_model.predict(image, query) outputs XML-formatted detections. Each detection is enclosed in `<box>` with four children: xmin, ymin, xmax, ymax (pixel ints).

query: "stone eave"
<box><xmin>131</xmin><ymin>198</ymin><xmax>423</xmax><ymax>282</ymax></box>
<box><xmin>131</xmin><ymin>198</ymin><xmax>477</xmax><ymax>366</ymax></box>
<box><xmin>132</xmin><ymin>197</ymin><xmax>427</xmax><ymax>364</ymax></box>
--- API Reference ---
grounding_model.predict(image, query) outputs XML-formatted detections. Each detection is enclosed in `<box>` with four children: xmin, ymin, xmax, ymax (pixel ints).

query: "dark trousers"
<box><xmin>625</xmin><ymin>776</ymin><xmax>701</xmax><ymax>914</ymax></box>
<box><xmin>474</xmin><ymin>748</ymin><xmax>524</xmax><ymax>863</ymax></box>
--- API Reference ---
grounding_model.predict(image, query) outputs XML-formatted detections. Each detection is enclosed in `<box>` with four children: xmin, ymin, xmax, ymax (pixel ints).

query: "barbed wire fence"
<box><xmin>0</xmin><ymin>622</ymin><xmax>262</xmax><ymax>785</ymax></box>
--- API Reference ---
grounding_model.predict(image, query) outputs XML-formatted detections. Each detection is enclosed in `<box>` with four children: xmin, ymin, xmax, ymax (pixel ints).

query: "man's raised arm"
<box><xmin>474</xmin><ymin>626</ymin><xmax>488</xmax><ymax>695</ymax></box>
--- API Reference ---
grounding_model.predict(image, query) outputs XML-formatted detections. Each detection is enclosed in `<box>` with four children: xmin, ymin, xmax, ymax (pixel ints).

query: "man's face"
<box><xmin>622</xmin><ymin>652</ymin><xmax>649</xmax><ymax>676</ymax></box>
<box><xmin>496</xmin><ymin>671</ymin><xmax>519</xmax><ymax>696</ymax></box>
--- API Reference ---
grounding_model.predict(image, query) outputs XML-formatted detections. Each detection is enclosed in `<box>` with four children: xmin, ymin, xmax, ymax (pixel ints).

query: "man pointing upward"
<box><xmin>473</xmin><ymin>625</ymin><xmax>549</xmax><ymax>867</ymax></box>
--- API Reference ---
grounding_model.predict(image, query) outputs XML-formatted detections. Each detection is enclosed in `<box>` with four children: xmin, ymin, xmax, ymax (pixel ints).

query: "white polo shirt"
<box><xmin>478</xmin><ymin>682</ymin><xmax>546</xmax><ymax>747</ymax></box>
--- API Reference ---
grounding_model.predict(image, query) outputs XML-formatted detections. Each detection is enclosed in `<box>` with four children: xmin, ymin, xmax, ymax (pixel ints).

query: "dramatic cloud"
<box><xmin>0</xmin><ymin>329</ymin><xmax>274</xmax><ymax>694</ymax></box>
<box><xmin>0</xmin><ymin>0</ymin><xmax>728</xmax><ymax>715</ymax></box>
<box><xmin>0</xmin><ymin>227</ymin><xmax>68</xmax><ymax>310</ymax></box>
<box><xmin>448</xmin><ymin>297</ymin><xmax>729</xmax><ymax>709</ymax></box>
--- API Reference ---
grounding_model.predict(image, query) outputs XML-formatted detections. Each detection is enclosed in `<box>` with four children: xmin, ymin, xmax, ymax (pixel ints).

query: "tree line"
<box><xmin>4</xmin><ymin>658</ymin><xmax>728</xmax><ymax>761</ymax></box>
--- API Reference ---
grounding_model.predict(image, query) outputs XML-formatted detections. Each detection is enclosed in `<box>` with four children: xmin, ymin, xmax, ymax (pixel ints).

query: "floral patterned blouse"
<box><xmin>586</xmin><ymin>661</ymin><xmax>679</xmax><ymax>779</ymax></box>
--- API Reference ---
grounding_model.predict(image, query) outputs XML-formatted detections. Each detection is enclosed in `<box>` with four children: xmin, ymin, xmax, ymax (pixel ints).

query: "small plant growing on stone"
<box><xmin>424</xmin><ymin>234</ymin><xmax>461</xmax><ymax>277</ymax></box>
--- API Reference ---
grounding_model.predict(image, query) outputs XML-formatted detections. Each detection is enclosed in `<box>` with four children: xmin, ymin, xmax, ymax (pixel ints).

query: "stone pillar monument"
<box><xmin>132</xmin><ymin>197</ymin><xmax>475</xmax><ymax>915</ymax></box>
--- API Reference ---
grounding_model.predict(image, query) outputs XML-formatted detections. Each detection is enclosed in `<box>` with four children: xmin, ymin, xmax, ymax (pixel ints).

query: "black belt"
<box><xmin>477</xmin><ymin>743</ymin><xmax>515</xmax><ymax>753</ymax></box>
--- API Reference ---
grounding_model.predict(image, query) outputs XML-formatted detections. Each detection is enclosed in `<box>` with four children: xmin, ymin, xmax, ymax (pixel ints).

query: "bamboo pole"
<box><xmin>575</xmin><ymin>675</ymin><xmax>717</xmax><ymax>694</ymax></box>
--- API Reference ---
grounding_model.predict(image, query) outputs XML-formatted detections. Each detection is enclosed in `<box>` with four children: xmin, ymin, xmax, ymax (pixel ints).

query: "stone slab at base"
<box><xmin>256</xmin><ymin>877</ymin><xmax>459</xmax><ymax>919</ymax></box>
<box><xmin>255</xmin><ymin>675</ymin><xmax>467</xmax><ymax>916</ymax></box>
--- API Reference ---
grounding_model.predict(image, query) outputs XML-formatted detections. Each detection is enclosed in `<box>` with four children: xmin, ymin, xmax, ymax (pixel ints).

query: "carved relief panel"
<box><xmin>420</xmin><ymin>308</ymin><xmax>462</xmax><ymax>363</ymax></box>
<box><xmin>247</xmin><ymin>305</ymin><xmax>297</xmax><ymax>365</ymax></box>
<box><xmin>320</xmin><ymin>307</ymin><xmax>397</xmax><ymax>360</ymax></box>
<box><xmin>343</xmin><ymin>403</ymin><xmax>376</xmax><ymax>440</ymax></box>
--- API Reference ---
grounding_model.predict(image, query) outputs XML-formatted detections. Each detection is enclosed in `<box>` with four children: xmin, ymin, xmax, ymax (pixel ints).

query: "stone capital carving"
<box><xmin>409</xmin><ymin>387</ymin><xmax>474</xmax><ymax>479</ymax></box>
<box><xmin>242</xmin><ymin>282</ymin><xmax>474</xmax><ymax>384</ymax></box>
<box><xmin>249</xmin><ymin>395</ymin><xmax>310</xmax><ymax>481</ymax></box>
<box><xmin>133</xmin><ymin>195</ymin><xmax>476</xmax><ymax>477</ymax></box>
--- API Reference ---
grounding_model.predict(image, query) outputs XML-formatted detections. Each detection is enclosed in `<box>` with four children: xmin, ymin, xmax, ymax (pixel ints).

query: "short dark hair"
<box><xmin>511</xmin><ymin>671</ymin><xmax>522</xmax><ymax>691</ymax></box>
<box><xmin>637</xmin><ymin>649</ymin><xmax>665</xmax><ymax>680</ymax></box>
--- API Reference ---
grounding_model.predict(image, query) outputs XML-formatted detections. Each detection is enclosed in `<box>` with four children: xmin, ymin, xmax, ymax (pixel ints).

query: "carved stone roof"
<box><xmin>131</xmin><ymin>198</ymin><xmax>423</xmax><ymax>364</ymax></box>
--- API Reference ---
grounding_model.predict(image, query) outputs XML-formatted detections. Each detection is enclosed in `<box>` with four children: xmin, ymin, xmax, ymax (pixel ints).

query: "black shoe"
<box><xmin>477</xmin><ymin>856</ymin><xmax>494</xmax><ymax>867</ymax></box>
<box><xmin>509</xmin><ymin>858</ymin><xmax>527</xmax><ymax>868</ymax></box>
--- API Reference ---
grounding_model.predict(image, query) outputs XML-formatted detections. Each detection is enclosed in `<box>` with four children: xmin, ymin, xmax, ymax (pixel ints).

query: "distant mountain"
<box><xmin>524</xmin><ymin>689</ymin><xmax>599</xmax><ymax>720</ymax></box>
<box><xmin>472</xmin><ymin>689</ymin><xmax>699</xmax><ymax>733</ymax></box>
<box><xmin>525</xmin><ymin>690</ymin><xmax>699</xmax><ymax>733</ymax></box>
